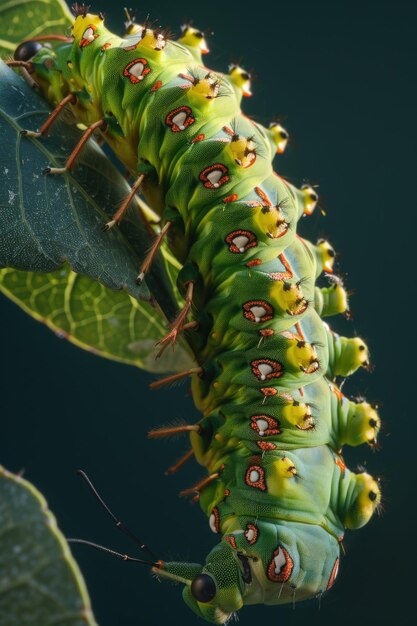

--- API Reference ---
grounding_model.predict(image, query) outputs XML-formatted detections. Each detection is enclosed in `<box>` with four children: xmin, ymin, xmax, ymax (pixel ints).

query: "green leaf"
<box><xmin>0</xmin><ymin>465</ymin><xmax>98</xmax><ymax>626</ymax></box>
<box><xmin>0</xmin><ymin>57</ymin><xmax>184</xmax><ymax>330</ymax></box>
<box><xmin>0</xmin><ymin>0</ymin><xmax>73</xmax><ymax>58</ymax></box>
<box><xmin>0</xmin><ymin>264</ymin><xmax>194</xmax><ymax>372</ymax></box>
<box><xmin>0</xmin><ymin>59</ymin><xmax>151</xmax><ymax>300</ymax></box>
<box><xmin>0</xmin><ymin>5</ymin><xmax>192</xmax><ymax>373</ymax></box>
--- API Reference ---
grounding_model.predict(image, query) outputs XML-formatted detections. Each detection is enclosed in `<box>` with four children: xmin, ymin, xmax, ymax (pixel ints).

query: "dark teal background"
<box><xmin>2</xmin><ymin>1</ymin><xmax>416</xmax><ymax>624</ymax></box>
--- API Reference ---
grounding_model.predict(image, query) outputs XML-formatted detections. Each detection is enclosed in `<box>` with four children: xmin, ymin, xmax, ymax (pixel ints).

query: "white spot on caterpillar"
<box><xmin>258</xmin><ymin>363</ymin><xmax>273</xmax><ymax>380</ymax></box>
<box><xmin>209</xmin><ymin>513</ymin><xmax>218</xmax><ymax>533</ymax></box>
<box><xmin>206</xmin><ymin>169</ymin><xmax>223</xmax><ymax>187</ymax></box>
<box><xmin>82</xmin><ymin>27</ymin><xmax>96</xmax><ymax>43</ymax></box>
<box><xmin>232</xmin><ymin>235</ymin><xmax>249</xmax><ymax>251</ymax></box>
<box><xmin>245</xmin><ymin>528</ymin><xmax>255</xmax><ymax>542</ymax></box>
<box><xmin>273</xmin><ymin>547</ymin><xmax>286</xmax><ymax>575</ymax></box>
<box><xmin>255</xmin><ymin>418</ymin><xmax>269</xmax><ymax>436</ymax></box>
<box><xmin>129</xmin><ymin>62</ymin><xmax>145</xmax><ymax>80</ymax></box>
<box><xmin>249</xmin><ymin>469</ymin><xmax>260</xmax><ymax>483</ymax></box>
<box><xmin>250</xmin><ymin>305</ymin><xmax>267</xmax><ymax>322</ymax></box>
<box><xmin>172</xmin><ymin>111</ymin><xmax>187</xmax><ymax>130</ymax></box>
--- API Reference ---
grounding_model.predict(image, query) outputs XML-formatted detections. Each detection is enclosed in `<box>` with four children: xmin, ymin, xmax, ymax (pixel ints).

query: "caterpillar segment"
<box><xmin>13</xmin><ymin>8</ymin><xmax>381</xmax><ymax>624</ymax></box>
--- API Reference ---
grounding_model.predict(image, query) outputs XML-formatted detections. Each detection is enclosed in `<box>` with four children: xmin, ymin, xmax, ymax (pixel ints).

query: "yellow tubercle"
<box><xmin>140</xmin><ymin>29</ymin><xmax>167</xmax><ymax>52</ymax></box>
<box><xmin>253</xmin><ymin>204</ymin><xmax>288</xmax><ymax>239</ymax></box>
<box><xmin>322</xmin><ymin>281</ymin><xmax>349</xmax><ymax>316</ymax></box>
<box><xmin>228</xmin><ymin>136</ymin><xmax>256</xmax><ymax>168</ymax></box>
<box><xmin>328</xmin><ymin>334</ymin><xmax>371</xmax><ymax>377</ymax></box>
<box><xmin>282</xmin><ymin>401</ymin><xmax>315</xmax><ymax>430</ymax></box>
<box><xmin>316</xmin><ymin>239</ymin><xmax>336</xmax><ymax>273</ymax></box>
<box><xmin>228</xmin><ymin>65</ymin><xmax>252</xmax><ymax>97</ymax></box>
<box><xmin>268</xmin><ymin>457</ymin><xmax>297</xmax><ymax>496</ymax></box>
<box><xmin>346</xmin><ymin>402</ymin><xmax>381</xmax><ymax>447</ymax></box>
<box><xmin>362</xmin><ymin>404</ymin><xmax>381</xmax><ymax>445</ymax></box>
<box><xmin>268</xmin><ymin>122</ymin><xmax>289</xmax><ymax>154</ymax></box>
<box><xmin>121</xmin><ymin>26</ymin><xmax>166</xmax><ymax>52</ymax></box>
<box><xmin>302</xmin><ymin>184</ymin><xmax>319</xmax><ymax>215</ymax></box>
<box><xmin>72</xmin><ymin>13</ymin><xmax>105</xmax><ymax>41</ymax></box>
<box><xmin>123</xmin><ymin>8</ymin><xmax>142</xmax><ymax>36</ymax></box>
<box><xmin>188</xmin><ymin>74</ymin><xmax>220</xmax><ymax>100</ymax></box>
<box><xmin>352</xmin><ymin>337</ymin><xmax>370</xmax><ymax>368</ymax></box>
<box><xmin>286</xmin><ymin>339</ymin><xmax>319</xmax><ymax>374</ymax></box>
<box><xmin>125</xmin><ymin>22</ymin><xmax>142</xmax><ymax>36</ymax></box>
<box><xmin>344</xmin><ymin>473</ymin><xmax>381</xmax><ymax>529</ymax></box>
<box><xmin>179</xmin><ymin>25</ymin><xmax>209</xmax><ymax>55</ymax></box>
<box><xmin>269</xmin><ymin>280</ymin><xmax>307</xmax><ymax>316</ymax></box>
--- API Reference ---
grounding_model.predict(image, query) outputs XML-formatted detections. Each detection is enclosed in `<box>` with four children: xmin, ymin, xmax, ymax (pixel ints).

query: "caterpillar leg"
<box><xmin>165</xmin><ymin>449</ymin><xmax>194</xmax><ymax>475</ymax></box>
<box><xmin>6</xmin><ymin>60</ymin><xmax>37</xmax><ymax>89</ymax></box>
<box><xmin>148</xmin><ymin>424</ymin><xmax>201</xmax><ymax>475</ymax></box>
<box><xmin>148</xmin><ymin>424</ymin><xmax>201</xmax><ymax>474</ymax></box>
<box><xmin>44</xmin><ymin>118</ymin><xmax>106</xmax><ymax>175</ymax></box>
<box><xmin>102</xmin><ymin>173</ymin><xmax>145</xmax><ymax>231</ymax></box>
<box><xmin>6</xmin><ymin>60</ymin><xmax>32</xmax><ymax>68</ymax></box>
<box><xmin>179</xmin><ymin>471</ymin><xmax>220</xmax><ymax>498</ymax></box>
<box><xmin>149</xmin><ymin>366</ymin><xmax>203</xmax><ymax>390</ymax></box>
<box><xmin>135</xmin><ymin>220</ymin><xmax>171</xmax><ymax>284</ymax></box>
<box><xmin>156</xmin><ymin>281</ymin><xmax>195</xmax><ymax>354</ymax></box>
<box><xmin>21</xmin><ymin>93</ymin><xmax>77</xmax><ymax>138</ymax></box>
<box><xmin>148</xmin><ymin>424</ymin><xmax>201</xmax><ymax>439</ymax></box>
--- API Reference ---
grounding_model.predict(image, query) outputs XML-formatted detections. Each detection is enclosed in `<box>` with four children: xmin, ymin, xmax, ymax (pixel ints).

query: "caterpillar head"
<box><xmin>158</xmin><ymin>542</ymin><xmax>244</xmax><ymax>624</ymax></box>
<box><xmin>157</xmin><ymin>522</ymin><xmax>345</xmax><ymax>618</ymax></box>
<box><xmin>14</xmin><ymin>40</ymin><xmax>45</xmax><ymax>62</ymax></box>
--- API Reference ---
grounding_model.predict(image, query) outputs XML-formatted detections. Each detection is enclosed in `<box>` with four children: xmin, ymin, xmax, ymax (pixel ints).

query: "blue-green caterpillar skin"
<box><xmin>17</xmin><ymin>8</ymin><xmax>381</xmax><ymax>623</ymax></box>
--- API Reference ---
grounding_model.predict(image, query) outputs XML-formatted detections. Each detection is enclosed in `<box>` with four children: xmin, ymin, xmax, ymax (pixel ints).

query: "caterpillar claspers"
<box><xmin>10</xmin><ymin>5</ymin><xmax>381</xmax><ymax>623</ymax></box>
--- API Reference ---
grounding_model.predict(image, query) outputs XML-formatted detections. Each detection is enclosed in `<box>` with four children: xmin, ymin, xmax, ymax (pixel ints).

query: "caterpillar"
<box><xmin>7</xmin><ymin>3</ymin><xmax>381</xmax><ymax>624</ymax></box>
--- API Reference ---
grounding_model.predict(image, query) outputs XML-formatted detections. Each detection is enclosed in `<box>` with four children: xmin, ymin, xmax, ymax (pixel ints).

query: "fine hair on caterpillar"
<box><xmin>7</xmin><ymin>4</ymin><xmax>382</xmax><ymax>624</ymax></box>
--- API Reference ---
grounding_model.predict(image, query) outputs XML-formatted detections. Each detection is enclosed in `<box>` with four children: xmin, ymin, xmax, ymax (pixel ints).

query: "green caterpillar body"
<box><xmin>18</xmin><ymin>9</ymin><xmax>381</xmax><ymax>624</ymax></box>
